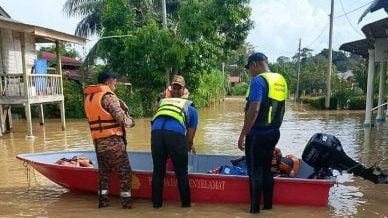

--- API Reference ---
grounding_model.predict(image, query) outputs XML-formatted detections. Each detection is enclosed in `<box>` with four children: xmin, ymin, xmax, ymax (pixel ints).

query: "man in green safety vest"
<box><xmin>151</xmin><ymin>95</ymin><xmax>198</xmax><ymax>208</ymax></box>
<box><xmin>238</xmin><ymin>52</ymin><xmax>288</xmax><ymax>213</ymax></box>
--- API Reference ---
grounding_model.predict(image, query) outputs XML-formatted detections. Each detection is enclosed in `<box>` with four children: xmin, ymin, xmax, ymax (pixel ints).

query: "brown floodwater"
<box><xmin>0</xmin><ymin>97</ymin><xmax>387</xmax><ymax>218</ymax></box>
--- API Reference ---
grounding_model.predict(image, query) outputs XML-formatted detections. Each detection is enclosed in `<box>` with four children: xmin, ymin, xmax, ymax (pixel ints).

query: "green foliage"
<box><xmin>190</xmin><ymin>70</ymin><xmax>226</xmax><ymax>108</ymax></box>
<box><xmin>229</xmin><ymin>82</ymin><xmax>248</xmax><ymax>96</ymax></box>
<box><xmin>347</xmin><ymin>95</ymin><xmax>366</xmax><ymax>110</ymax></box>
<box><xmin>38</xmin><ymin>43</ymin><xmax>80</xmax><ymax>59</ymax></box>
<box><xmin>63</xmin><ymin>78</ymin><xmax>84</xmax><ymax>118</ymax></box>
<box><xmin>114</xmin><ymin>85</ymin><xmax>145</xmax><ymax>118</ymax></box>
<box><xmin>352</xmin><ymin>59</ymin><xmax>368</xmax><ymax>94</ymax></box>
<box><xmin>65</xmin><ymin>0</ymin><xmax>252</xmax><ymax>116</ymax></box>
<box><xmin>332</xmin><ymin>88</ymin><xmax>356</xmax><ymax>109</ymax></box>
<box><xmin>307</xmin><ymin>96</ymin><xmax>337</xmax><ymax>109</ymax></box>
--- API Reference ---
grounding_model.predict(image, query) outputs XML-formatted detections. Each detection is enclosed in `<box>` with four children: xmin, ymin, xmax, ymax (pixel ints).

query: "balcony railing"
<box><xmin>0</xmin><ymin>73</ymin><xmax>63</xmax><ymax>104</ymax></box>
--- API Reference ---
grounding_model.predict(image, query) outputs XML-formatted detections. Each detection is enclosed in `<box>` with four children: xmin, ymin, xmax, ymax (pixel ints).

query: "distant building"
<box><xmin>337</xmin><ymin>70</ymin><xmax>354</xmax><ymax>82</ymax></box>
<box><xmin>40</xmin><ymin>51</ymin><xmax>94</xmax><ymax>83</ymax></box>
<box><xmin>0</xmin><ymin>6</ymin><xmax>86</xmax><ymax>137</ymax></box>
<box><xmin>228</xmin><ymin>76</ymin><xmax>241</xmax><ymax>86</ymax></box>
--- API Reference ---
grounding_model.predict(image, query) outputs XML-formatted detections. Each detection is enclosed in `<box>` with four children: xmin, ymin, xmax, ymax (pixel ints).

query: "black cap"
<box><xmin>245</xmin><ymin>52</ymin><xmax>268</xmax><ymax>69</ymax></box>
<box><xmin>98</xmin><ymin>71</ymin><xmax>118</xmax><ymax>84</ymax></box>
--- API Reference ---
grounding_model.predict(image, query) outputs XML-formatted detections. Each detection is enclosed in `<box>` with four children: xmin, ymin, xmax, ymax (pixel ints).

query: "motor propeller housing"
<box><xmin>302</xmin><ymin>133</ymin><xmax>388</xmax><ymax>184</ymax></box>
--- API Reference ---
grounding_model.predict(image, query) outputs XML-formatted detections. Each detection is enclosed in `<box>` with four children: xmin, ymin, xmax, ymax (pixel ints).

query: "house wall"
<box><xmin>0</xmin><ymin>29</ymin><xmax>36</xmax><ymax>74</ymax></box>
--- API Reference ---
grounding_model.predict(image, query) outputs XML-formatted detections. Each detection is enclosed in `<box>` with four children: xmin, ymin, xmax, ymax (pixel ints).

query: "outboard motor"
<box><xmin>302</xmin><ymin>133</ymin><xmax>388</xmax><ymax>184</ymax></box>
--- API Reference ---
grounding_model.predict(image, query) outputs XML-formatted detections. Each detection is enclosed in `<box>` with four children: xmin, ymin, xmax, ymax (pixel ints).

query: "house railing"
<box><xmin>0</xmin><ymin>73</ymin><xmax>63</xmax><ymax>98</ymax></box>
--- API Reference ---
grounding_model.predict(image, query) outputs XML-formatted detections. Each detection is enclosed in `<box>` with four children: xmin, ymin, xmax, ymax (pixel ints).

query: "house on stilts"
<box><xmin>0</xmin><ymin>6</ymin><xmax>86</xmax><ymax>138</ymax></box>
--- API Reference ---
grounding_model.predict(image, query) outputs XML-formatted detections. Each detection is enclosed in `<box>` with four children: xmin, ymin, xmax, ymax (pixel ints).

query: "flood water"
<box><xmin>0</xmin><ymin>97</ymin><xmax>387</xmax><ymax>218</ymax></box>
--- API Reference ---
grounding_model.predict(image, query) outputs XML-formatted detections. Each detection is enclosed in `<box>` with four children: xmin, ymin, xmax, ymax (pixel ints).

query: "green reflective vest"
<box><xmin>246</xmin><ymin>72</ymin><xmax>288</xmax><ymax>129</ymax></box>
<box><xmin>152</xmin><ymin>98</ymin><xmax>192</xmax><ymax>126</ymax></box>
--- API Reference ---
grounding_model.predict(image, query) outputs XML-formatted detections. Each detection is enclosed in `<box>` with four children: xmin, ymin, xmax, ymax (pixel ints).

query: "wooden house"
<box><xmin>0</xmin><ymin>7</ymin><xmax>86</xmax><ymax>137</ymax></box>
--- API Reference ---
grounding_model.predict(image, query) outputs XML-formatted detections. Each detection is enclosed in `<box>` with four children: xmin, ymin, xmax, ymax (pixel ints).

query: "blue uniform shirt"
<box><xmin>248</xmin><ymin>75</ymin><xmax>275</xmax><ymax>133</ymax></box>
<box><xmin>248</xmin><ymin>75</ymin><xmax>268</xmax><ymax>103</ymax></box>
<box><xmin>151</xmin><ymin>105</ymin><xmax>198</xmax><ymax>135</ymax></box>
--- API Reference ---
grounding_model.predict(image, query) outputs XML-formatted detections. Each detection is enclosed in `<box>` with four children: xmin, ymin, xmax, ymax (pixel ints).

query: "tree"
<box><xmin>63</xmin><ymin>0</ymin><xmax>104</xmax><ymax>38</ymax></box>
<box><xmin>65</xmin><ymin>0</ymin><xmax>252</xmax><ymax>115</ymax></box>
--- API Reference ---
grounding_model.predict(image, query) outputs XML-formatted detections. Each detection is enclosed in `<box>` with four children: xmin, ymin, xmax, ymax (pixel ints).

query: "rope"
<box><xmin>23</xmin><ymin>161</ymin><xmax>38</xmax><ymax>188</ymax></box>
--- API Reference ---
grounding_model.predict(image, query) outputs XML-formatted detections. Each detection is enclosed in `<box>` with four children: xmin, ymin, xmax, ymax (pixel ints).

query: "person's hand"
<box><xmin>238</xmin><ymin>134</ymin><xmax>245</xmax><ymax>151</ymax></box>
<box><xmin>191</xmin><ymin>146</ymin><xmax>196</xmax><ymax>154</ymax></box>
<box><xmin>187</xmin><ymin>142</ymin><xmax>196</xmax><ymax>154</ymax></box>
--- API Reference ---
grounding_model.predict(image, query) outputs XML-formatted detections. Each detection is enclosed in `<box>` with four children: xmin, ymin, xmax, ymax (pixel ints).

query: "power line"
<box><xmin>334</xmin><ymin>1</ymin><xmax>373</xmax><ymax>19</ymax></box>
<box><xmin>339</xmin><ymin>0</ymin><xmax>364</xmax><ymax>37</ymax></box>
<box><xmin>305</xmin><ymin>23</ymin><xmax>329</xmax><ymax>49</ymax></box>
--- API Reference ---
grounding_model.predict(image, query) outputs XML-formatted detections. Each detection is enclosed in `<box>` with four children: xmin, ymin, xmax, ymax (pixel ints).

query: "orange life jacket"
<box><xmin>84</xmin><ymin>85</ymin><xmax>123</xmax><ymax>140</ymax></box>
<box><xmin>271</xmin><ymin>148</ymin><xmax>301</xmax><ymax>177</ymax></box>
<box><xmin>279</xmin><ymin>155</ymin><xmax>300</xmax><ymax>176</ymax></box>
<box><xmin>164</xmin><ymin>86</ymin><xmax>190</xmax><ymax>99</ymax></box>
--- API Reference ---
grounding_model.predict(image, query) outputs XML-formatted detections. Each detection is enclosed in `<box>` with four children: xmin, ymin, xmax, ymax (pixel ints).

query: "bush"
<box><xmin>190</xmin><ymin>69</ymin><xmax>226</xmax><ymax>108</ymax></box>
<box><xmin>229</xmin><ymin>82</ymin><xmax>248</xmax><ymax>96</ymax></box>
<box><xmin>308</xmin><ymin>96</ymin><xmax>337</xmax><ymax>109</ymax></box>
<box><xmin>347</xmin><ymin>95</ymin><xmax>382</xmax><ymax>110</ymax></box>
<box><xmin>348</xmin><ymin>95</ymin><xmax>365</xmax><ymax>110</ymax></box>
<box><xmin>333</xmin><ymin>88</ymin><xmax>356</xmax><ymax>109</ymax></box>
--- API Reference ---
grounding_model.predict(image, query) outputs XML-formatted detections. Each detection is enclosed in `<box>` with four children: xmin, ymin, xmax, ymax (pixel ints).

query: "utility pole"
<box><xmin>162</xmin><ymin>0</ymin><xmax>167</xmax><ymax>28</ymax></box>
<box><xmin>296</xmin><ymin>38</ymin><xmax>301</xmax><ymax>101</ymax></box>
<box><xmin>162</xmin><ymin>0</ymin><xmax>170</xmax><ymax>87</ymax></box>
<box><xmin>325</xmin><ymin>0</ymin><xmax>334</xmax><ymax>109</ymax></box>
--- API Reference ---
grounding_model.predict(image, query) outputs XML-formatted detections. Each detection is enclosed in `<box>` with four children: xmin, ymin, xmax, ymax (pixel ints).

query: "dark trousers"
<box><xmin>245</xmin><ymin>128</ymin><xmax>280</xmax><ymax>213</ymax></box>
<box><xmin>151</xmin><ymin>130</ymin><xmax>190</xmax><ymax>207</ymax></box>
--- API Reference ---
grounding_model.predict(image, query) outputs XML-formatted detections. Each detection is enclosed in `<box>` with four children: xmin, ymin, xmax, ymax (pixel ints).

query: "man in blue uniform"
<box><xmin>238</xmin><ymin>52</ymin><xmax>287</xmax><ymax>213</ymax></box>
<box><xmin>151</xmin><ymin>82</ymin><xmax>198</xmax><ymax>208</ymax></box>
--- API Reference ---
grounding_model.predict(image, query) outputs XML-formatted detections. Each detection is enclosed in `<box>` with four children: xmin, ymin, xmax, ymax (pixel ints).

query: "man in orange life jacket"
<box><xmin>84</xmin><ymin>71</ymin><xmax>135</xmax><ymax>209</ymax></box>
<box><xmin>238</xmin><ymin>52</ymin><xmax>287</xmax><ymax>213</ymax></box>
<box><xmin>160</xmin><ymin>75</ymin><xmax>190</xmax><ymax>99</ymax></box>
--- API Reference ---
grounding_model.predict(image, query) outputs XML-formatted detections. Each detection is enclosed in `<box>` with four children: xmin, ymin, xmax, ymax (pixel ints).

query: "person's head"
<box><xmin>171</xmin><ymin>75</ymin><xmax>186</xmax><ymax>98</ymax></box>
<box><xmin>98</xmin><ymin>71</ymin><xmax>118</xmax><ymax>91</ymax></box>
<box><xmin>245</xmin><ymin>52</ymin><xmax>269</xmax><ymax>76</ymax></box>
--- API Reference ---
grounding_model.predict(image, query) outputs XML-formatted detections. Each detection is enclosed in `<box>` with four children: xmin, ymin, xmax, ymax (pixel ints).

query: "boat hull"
<box><xmin>17</xmin><ymin>150</ymin><xmax>334</xmax><ymax>206</ymax></box>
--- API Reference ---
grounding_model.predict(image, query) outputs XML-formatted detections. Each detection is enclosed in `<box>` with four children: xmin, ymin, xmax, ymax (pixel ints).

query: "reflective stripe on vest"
<box><xmin>84</xmin><ymin>85</ymin><xmax>123</xmax><ymax>140</ymax></box>
<box><xmin>152</xmin><ymin>98</ymin><xmax>191</xmax><ymax>126</ymax></box>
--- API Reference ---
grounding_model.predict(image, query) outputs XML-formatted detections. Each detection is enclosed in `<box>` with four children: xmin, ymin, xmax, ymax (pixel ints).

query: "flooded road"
<box><xmin>0</xmin><ymin>97</ymin><xmax>387</xmax><ymax>217</ymax></box>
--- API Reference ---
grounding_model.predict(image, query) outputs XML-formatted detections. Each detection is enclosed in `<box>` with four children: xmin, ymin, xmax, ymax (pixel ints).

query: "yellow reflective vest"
<box><xmin>247</xmin><ymin>72</ymin><xmax>288</xmax><ymax>129</ymax></box>
<box><xmin>152</xmin><ymin>98</ymin><xmax>192</xmax><ymax>126</ymax></box>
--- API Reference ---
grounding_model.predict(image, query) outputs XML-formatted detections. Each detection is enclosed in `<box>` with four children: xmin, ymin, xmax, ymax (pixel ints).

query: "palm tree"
<box><xmin>63</xmin><ymin>0</ymin><xmax>181</xmax><ymax>38</ymax></box>
<box><xmin>63</xmin><ymin>0</ymin><xmax>104</xmax><ymax>38</ymax></box>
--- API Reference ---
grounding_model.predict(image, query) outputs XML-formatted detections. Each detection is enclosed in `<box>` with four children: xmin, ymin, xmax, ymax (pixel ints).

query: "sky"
<box><xmin>0</xmin><ymin>0</ymin><xmax>386</xmax><ymax>62</ymax></box>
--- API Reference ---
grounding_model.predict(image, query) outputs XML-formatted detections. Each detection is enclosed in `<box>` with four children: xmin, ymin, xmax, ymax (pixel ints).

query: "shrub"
<box><xmin>229</xmin><ymin>82</ymin><xmax>248</xmax><ymax>96</ymax></box>
<box><xmin>308</xmin><ymin>96</ymin><xmax>337</xmax><ymax>109</ymax></box>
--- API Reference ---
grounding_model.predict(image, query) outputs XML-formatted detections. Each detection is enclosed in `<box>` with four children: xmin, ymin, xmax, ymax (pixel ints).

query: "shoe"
<box><xmin>262</xmin><ymin>206</ymin><xmax>272</xmax><ymax>210</ymax></box>
<box><xmin>121</xmin><ymin>197</ymin><xmax>133</xmax><ymax>209</ymax></box>
<box><xmin>98</xmin><ymin>195</ymin><xmax>110</xmax><ymax>208</ymax></box>
<box><xmin>249</xmin><ymin>206</ymin><xmax>260</xmax><ymax>214</ymax></box>
<box><xmin>153</xmin><ymin>203</ymin><xmax>162</xmax><ymax>208</ymax></box>
<box><xmin>181</xmin><ymin>203</ymin><xmax>191</xmax><ymax>208</ymax></box>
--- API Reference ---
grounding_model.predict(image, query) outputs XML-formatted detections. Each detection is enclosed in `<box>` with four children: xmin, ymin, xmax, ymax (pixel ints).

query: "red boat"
<box><xmin>16</xmin><ymin>150</ymin><xmax>335</xmax><ymax>206</ymax></box>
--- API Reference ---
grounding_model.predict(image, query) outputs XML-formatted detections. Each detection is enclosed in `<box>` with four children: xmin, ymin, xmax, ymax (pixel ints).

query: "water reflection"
<box><xmin>0</xmin><ymin>97</ymin><xmax>387</xmax><ymax>217</ymax></box>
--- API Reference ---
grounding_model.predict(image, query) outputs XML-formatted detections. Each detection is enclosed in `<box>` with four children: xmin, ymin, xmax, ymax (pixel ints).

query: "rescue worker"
<box><xmin>238</xmin><ymin>52</ymin><xmax>287</xmax><ymax>213</ymax></box>
<box><xmin>151</xmin><ymin>96</ymin><xmax>198</xmax><ymax>208</ymax></box>
<box><xmin>84</xmin><ymin>71</ymin><xmax>135</xmax><ymax>209</ymax></box>
<box><xmin>160</xmin><ymin>75</ymin><xmax>190</xmax><ymax>99</ymax></box>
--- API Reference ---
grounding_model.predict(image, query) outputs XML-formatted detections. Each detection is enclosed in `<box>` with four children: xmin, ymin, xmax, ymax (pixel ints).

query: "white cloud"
<box><xmin>247</xmin><ymin>0</ymin><xmax>387</xmax><ymax>62</ymax></box>
<box><xmin>1</xmin><ymin>0</ymin><xmax>386</xmax><ymax>62</ymax></box>
<box><xmin>248</xmin><ymin>0</ymin><xmax>328</xmax><ymax>62</ymax></box>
